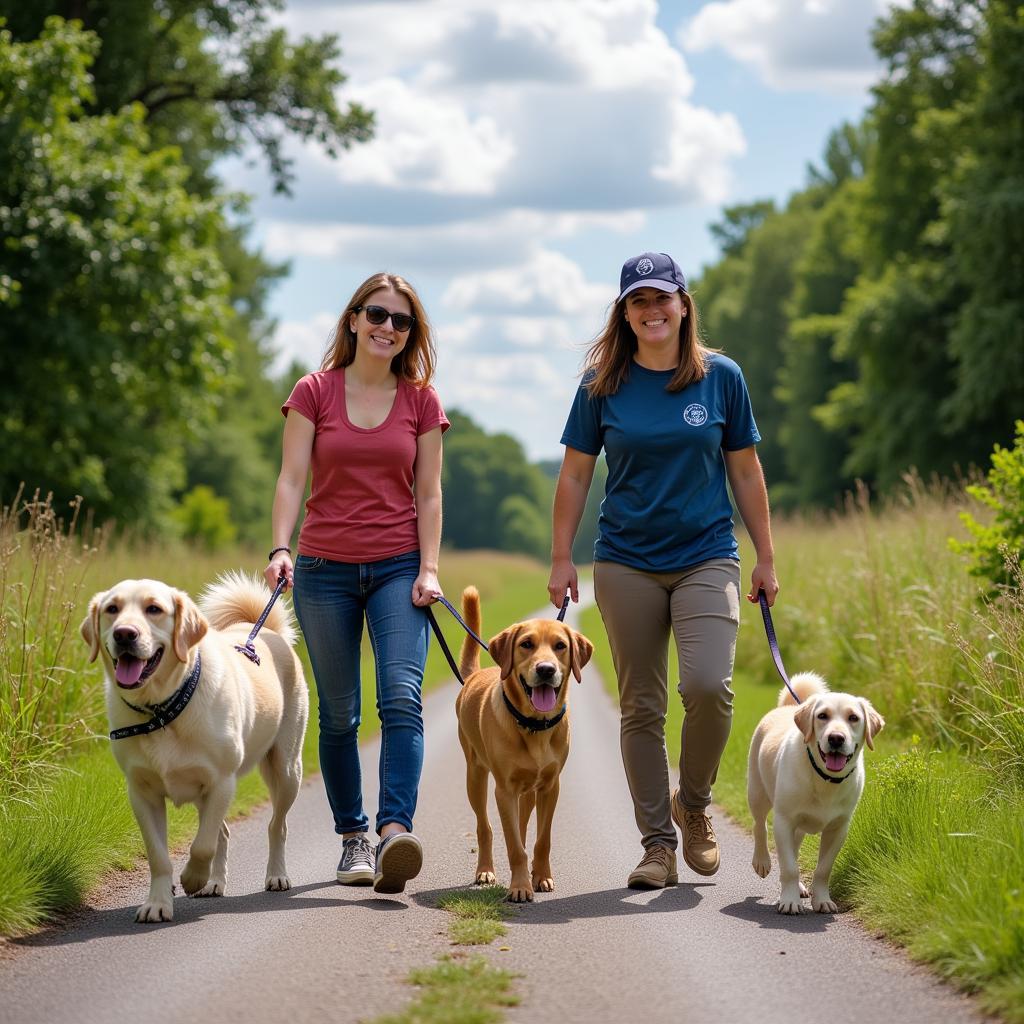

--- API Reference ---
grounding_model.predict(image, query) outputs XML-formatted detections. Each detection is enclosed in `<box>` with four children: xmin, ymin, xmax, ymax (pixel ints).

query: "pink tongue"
<box><xmin>116</xmin><ymin>655</ymin><xmax>145</xmax><ymax>686</ymax></box>
<box><xmin>530</xmin><ymin>685</ymin><xmax>557</xmax><ymax>712</ymax></box>
<box><xmin>825</xmin><ymin>752</ymin><xmax>848</xmax><ymax>772</ymax></box>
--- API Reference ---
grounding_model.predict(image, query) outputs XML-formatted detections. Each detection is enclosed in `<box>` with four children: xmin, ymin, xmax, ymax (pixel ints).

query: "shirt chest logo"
<box><xmin>683</xmin><ymin>403</ymin><xmax>708</xmax><ymax>426</ymax></box>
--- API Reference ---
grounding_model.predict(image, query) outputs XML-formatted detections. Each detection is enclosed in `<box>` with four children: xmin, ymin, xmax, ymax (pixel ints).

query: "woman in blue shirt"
<box><xmin>548</xmin><ymin>252</ymin><xmax>779</xmax><ymax>890</ymax></box>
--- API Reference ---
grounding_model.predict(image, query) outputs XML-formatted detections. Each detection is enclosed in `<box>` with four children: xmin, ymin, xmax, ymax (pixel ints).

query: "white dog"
<box><xmin>81</xmin><ymin>572</ymin><xmax>308</xmax><ymax>923</ymax></box>
<box><xmin>747</xmin><ymin>671</ymin><xmax>884</xmax><ymax>914</ymax></box>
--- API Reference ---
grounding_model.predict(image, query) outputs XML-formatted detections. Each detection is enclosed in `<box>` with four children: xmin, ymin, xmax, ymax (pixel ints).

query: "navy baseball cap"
<box><xmin>617</xmin><ymin>252</ymin><xmax>687</xmax><ymax>302</ymax></box>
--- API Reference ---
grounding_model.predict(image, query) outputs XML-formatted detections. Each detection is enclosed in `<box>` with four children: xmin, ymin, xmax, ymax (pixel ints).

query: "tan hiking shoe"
<box><xmin>626</xmin><ymin>844</ymin><xmax>678</xmax><ymax>889</ymax></box>
<box><xmin>672</xmin><ymin>790</ymin><xmax>720</xmax><ymax>876</ymax></box>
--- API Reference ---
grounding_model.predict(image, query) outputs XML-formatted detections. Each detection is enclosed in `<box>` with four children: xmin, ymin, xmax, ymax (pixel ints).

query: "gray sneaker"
<box><xmin>337</xmin><ymin>835</ymin><xmax>374</xmax><ymax>885</ymax></box>
<box><xmin>373</xmin><ymin>832</ymin><xmax>423</xmax><ymax>894</ymax></box>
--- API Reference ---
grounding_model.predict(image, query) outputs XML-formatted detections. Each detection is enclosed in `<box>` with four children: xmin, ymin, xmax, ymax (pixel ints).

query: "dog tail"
<box><xmin>199</xmin><ymin>571</ymin><xmax>297</xmax><ymax>648</ymax></box>
<box><xmin>459</xmin><ymin>586</ymin><xmax>482</xmax><ymax>679</ymax></box>
<box><xmin>778</xmin><ymin>670</ymin><xmax>828</xmax><ymax>707</ymax></box>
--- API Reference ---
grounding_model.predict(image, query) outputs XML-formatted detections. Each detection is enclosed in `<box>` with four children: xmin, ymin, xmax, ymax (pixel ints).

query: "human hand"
<box><xmin>548</xmin><ymin>559</ymin><xmax>578</xmax><ymax>608</ymax></box>
<box><xmin>748</xmin><ymin>561</ymin><xmax>779</xmax><ymax>606</ymax></box>
<box><xmin>412</xmin><ymin>570</ymin><xmax>441</xmax><ymax>607</ymax></box>
<box><xmin>265</xmin><ymin>553</ymin><xmax>293</xmax><ymax>591</ymax></box>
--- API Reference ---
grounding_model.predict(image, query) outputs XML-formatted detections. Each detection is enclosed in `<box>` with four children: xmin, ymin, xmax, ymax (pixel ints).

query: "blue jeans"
<box><xmin>292</xmin><ymin>550</ymin><xmax>428</xmax><ymax>835</ymax></box>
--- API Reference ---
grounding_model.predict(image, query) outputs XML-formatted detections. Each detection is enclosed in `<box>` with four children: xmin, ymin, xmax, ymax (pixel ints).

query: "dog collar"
<box><xmin>110</xmin><ymin>654</ymin><xmax>202</xmax><ymax>741</ymax></box>
<box><xmin>502</xmin><ymin>690</ymin><xmax>566</xmax><ymax>732</ymax></box>
<box><xmin>806</xmin><ymin>743</ymin><xmax>857</xmax><ymax>784</ymax></box>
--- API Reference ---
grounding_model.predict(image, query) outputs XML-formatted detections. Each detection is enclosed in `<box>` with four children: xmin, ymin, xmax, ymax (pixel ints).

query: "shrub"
<box><xmin>950</xmin><ymin>420</ymin><xmax>1024</xmax><ymax>592</ymax></box>
<box><xmin>171</xmin><ymin>485</ymin><xmax>237</xmax><ymax>550</ymax></box>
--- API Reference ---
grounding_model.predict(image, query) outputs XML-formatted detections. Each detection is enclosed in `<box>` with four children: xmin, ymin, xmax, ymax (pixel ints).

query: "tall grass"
<box><xmin>0</xmin><ymin>487</ymin><xmax>106</xmax><ymax>803</ymax></box>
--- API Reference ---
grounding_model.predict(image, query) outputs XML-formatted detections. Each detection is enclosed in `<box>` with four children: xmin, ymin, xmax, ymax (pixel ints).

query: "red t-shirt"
<box><xmin>283</xmin><ymin>368</ymin><xmax>450</xmax><ymax>562</ymax></box>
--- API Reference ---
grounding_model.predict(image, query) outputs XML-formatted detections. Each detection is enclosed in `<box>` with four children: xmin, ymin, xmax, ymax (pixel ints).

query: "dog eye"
<box><xmin>104</xmin><ymin>603</ymin><xmax>118</xmax><ymax>614</ymax></box>
<box><xmin>553</xmin><ymin>640</ymin><xmax>567</xmax><ymax>651</ymax></box>
<box><xmin>816</xmin><ymin>711</ymin><xmax>829</xmax><ymax>720</ymax></box>
<box><xmin>848</xmin><ymin>713</ymin><xmax>860</xmax><ymax>723</ymax></box>
<box><xmin>519</xmin><ymin>639</ymin><xmax>534</xmax><ymax>650</ymax></box>
<box><xmin>145</xmin><ymin>604</ymin><xmax>163</xmax><ymax>615</ymax></box>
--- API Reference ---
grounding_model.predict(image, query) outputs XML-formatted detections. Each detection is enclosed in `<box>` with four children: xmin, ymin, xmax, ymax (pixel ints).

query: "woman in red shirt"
<box><xmin>265</xmin><ymin>272</ymin><xmax>449</xmax><ymax>894</ymax></box>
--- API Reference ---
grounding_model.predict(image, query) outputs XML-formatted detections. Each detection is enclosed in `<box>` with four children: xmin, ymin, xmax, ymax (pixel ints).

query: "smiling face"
<box><xmin>623</xmin><ymin>286</ymin><xmax>686</xmax><ymax>360</ymax></box>
<box><xmin>348</xmin><ymin>286</ymin><xmax>412</xmax><ymax>366</ymax></box>
<box><xmin>81</xmin><ymin>579</ymin><xmax>207</xmax><ymax>692</ymax></box>
<box><xmin>794</xmin><ymin>691</ymin><xmax>884</xmax><ymax>776</ymax></box>
<box><xmin>487</xmin><ymin>619</ymin><xmax>594</xmax><ymax>716</ymax></box>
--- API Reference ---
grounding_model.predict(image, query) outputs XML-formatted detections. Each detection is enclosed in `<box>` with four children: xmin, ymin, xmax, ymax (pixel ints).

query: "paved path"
<box><xmin>0</xmin><ymin>598</ymin><xmax>988</xmax><ymax>1024</ymax></box>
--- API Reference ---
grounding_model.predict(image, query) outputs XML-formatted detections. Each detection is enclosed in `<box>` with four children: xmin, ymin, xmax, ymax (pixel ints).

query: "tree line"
<box><xmin>696</xmin><ymin>0</ymin><xmax>1022</xmax><ymax>510</ymax></box>
<box><xmin>1</xmin><ymin>1</ymin><xmax>1020</xmax><ymax>560</ymax></box>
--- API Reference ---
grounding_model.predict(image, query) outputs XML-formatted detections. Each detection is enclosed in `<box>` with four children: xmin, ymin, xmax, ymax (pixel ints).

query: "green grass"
<box><xmin>370</xmin><ymin>955</ymin><xmax>519</xmax><ymax>1024</ymax></box>
<box><xmin>436</xmin><ymin>885</ymin><xmax>512</xmax><ymax>945</ymax></box>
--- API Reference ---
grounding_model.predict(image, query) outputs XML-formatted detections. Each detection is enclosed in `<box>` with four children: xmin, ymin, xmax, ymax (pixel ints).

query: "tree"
<box><xmin>0</xmin><ymin>19</ymin><xmax>235</xmax><ymax>525</ymax></box>
<box><xmin>4</xmin><ymin>0</ymin><xmax>373</xmax><ymax>195</ymax></box>
<box><xmin>442</xmin><ymin>411</ymin><xmax>552</xmax><ymax>556</ymax></box>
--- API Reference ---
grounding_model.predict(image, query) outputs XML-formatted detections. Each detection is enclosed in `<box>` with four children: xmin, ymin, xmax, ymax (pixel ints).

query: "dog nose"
<box><xmin>535</xmin><ymin>662</ymin><xmax>557</xmax><ymax>681</ymax></box>
<box><xmin>827</xmin><ymin>733</ymin><xmax>845</xmax><ymax>749</ymax></box>
<box><xmin>113</xmin><ymin>625</ymin><xmax>139</xmax><ymax>645</ymax></box>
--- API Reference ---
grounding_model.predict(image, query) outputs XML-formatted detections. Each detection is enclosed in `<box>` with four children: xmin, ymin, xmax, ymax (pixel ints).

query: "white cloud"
<box><xmin>683</xmin><ymin>0</ymin><xmax>898</xmax><ymax>93</ymax></box>
<box><xmin>337</xmin><ymin>78</ymin><xmax>516</xmax><ymax>195</ymax></box>
<box><xmin>272</xmin><ymin>313</ymin><xmax>338</xmax><ymax>373</ymax></box>
<box><xmin>259</xmin><ymin>0</ymin><xmax>743</xmax><ymax>220</ymax></box>
<box><xmin>442</xmin><ymin>249</ymin><xmax>611</xmax><ymax>317</ymax></box>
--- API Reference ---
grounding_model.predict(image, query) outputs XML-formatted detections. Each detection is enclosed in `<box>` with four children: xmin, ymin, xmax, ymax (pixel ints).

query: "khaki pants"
<box><xmin>594</xmin><ymin>558</ymin><xmax>741</xmax><ymax>851</ymax></box>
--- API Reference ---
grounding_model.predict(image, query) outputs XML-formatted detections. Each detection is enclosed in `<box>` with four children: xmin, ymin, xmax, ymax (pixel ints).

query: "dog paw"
<box><xmin>752</xmin><ymin>854</ymin><xmax>771</xmax><ymax>878</ymax></box>
<box><xmin>777</xmin><ymin>888</ymin><xmax>806</xmax><ymax>914</ymax></box>
<box><xmin>475</xmin><ymin>870</ymin><xmax>497</xmax><ymax>885</ymax></box>
<box><xmin>533</xmin><ymin>876</ymin><xmax>554</xmax><ymax>893</ymax></box>
<box><xmin>180</xmin><ymin>858</ymin><xmax>212</xmax><ymax>896</ymax></box>
<box><xmin>194</xmin><ymin>879</ymin><xmax>225</xmax><ymax>898</ymax></box>
<box><xmin>135</xmin><ymin>899</ymin><xmax>174</xmax><ymax>923</ymax></box>
<box><xmin>266</xmin><ymin>875</ymin><xmax>291</xmax><ymax>892</ymax></box>
<box><xmin>799</xmin><ymin>881</ymin><xmax>810</xmax><ymax>899</ymax></box>
<box><xmin>812</xmin><ymin>892</ymin><xmax>838</xmax><ymax>913</ymax></box>
<box><xmin>507</xmin><ymin>884</ymin><xmax>534</xmax><ymax>903</ymax></box>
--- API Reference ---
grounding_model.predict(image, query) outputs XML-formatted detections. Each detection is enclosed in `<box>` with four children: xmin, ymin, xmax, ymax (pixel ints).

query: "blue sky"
<box><xmin>230</xmin><ymin>0</ymin><xmax>892</xmax><ymax>461</ymax></box>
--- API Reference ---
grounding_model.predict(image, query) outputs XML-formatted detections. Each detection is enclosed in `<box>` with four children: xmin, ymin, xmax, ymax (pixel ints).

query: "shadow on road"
<box><xmin>412</xmin><ymin>881</ymin><xmax>716</xmax><ymax>923</ymax></box>
<box><xmin>719</xmin><ymin>895</ymin><xmax>836</xmax><ymax>933</ymax></box>
<box><xmin>8</xmin><ymin>881</ymin><xmax>411</xmax><ymax>948</ymax></box>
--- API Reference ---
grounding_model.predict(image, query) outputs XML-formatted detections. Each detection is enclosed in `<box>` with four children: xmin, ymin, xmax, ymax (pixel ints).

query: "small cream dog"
<box><xmin>747</xmin><ymin>671</ymin><xmax>884</xmax><ymax>914</ymax></box>
<box><xmin>81</xmin><ymin>572</ymin><xmax>308</xmax><ymax>923</ymax></box>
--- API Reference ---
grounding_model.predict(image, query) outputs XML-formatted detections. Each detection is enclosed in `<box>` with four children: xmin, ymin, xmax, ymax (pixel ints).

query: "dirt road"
<box><xmin>0</xmin><ymin>599</ymin><xmax>986</xmax><ymax>1024</ymax></box>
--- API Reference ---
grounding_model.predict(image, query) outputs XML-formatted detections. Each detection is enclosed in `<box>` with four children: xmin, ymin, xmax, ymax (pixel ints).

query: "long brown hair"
<box><xmin>320</xmin><ymin>273</ymin><xmax>437</xmax><ymax>387</ymax></box>
<box><xmin>583</xmin><ymin>289</ymin><xmax>712</xmax><ymax>396</ymax></box>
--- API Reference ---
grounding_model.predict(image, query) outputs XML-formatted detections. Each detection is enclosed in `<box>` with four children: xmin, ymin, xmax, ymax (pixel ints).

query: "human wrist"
<box><xmin>268</xmin><ymin>545</ymin><xmax>291</xmax><ymax>561</ymax></box>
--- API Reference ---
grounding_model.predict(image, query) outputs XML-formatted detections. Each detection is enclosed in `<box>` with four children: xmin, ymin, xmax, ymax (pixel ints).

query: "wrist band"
<box><xmin>268</xmin><ymin>546</ymin><xmax>291</xmax><ymax>561</ymax></box>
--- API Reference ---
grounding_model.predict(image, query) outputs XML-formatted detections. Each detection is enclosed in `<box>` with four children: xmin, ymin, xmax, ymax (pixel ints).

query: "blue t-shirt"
<box><xmin>560</xmin><ymin>353</ymin><xmax>760</xmax><ymax>573</ymax></box>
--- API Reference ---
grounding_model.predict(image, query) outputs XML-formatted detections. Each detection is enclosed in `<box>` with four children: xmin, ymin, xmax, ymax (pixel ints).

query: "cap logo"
<box><xmin>636</xmin><ymin>258</ymin><xmax>654</xmax><ymax>276</ymax></box>
<box><xmin>683</xmin><ymin>403</ymin><xmax>708</xmax><ymax>426</ymax></box>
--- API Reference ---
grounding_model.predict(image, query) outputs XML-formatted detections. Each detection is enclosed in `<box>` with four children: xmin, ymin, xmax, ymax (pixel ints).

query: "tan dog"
<box><xmin>80</xmin><ymin>572</ymin><xmax>308</xmax><ymax>923</ymax></box>
<box><xmin>747</xmin><ymin>671</ymin><xmax>884</xmax><ymax>914</ymax></box>
<box><xmin>455</xmin><ymin>587</ymin><xmax>593</xmax><ymax>902</ymax></box>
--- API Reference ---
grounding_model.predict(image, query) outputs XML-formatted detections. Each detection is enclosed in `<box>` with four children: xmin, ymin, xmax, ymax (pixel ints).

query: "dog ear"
<box><xmin>793</xmin><ymin>697</ymin><xmax>817</xmax><ymax>744</ymax></box>
<box><xmin>487</xmin><ymin>625</ymin><xmax>520</xmax><ymax>679</ymax></box>
<box><xmin>172</xmin><ymin>591</ymin><xmax>208</xmax><ymax>662</ymax></box>
<box><xmin>861</xmin><ymin>699</ymin><xmax>885</xmax><ymax>750</ymax></box>
<box><xmin>568</xmin><ymin>627</ymin><xmax>594</xmax><ymax>684</ymax></box>
<box><xmin>79</xmin><ymin>592</ymin><xmax>105</xmax><ymax>663</ymax></box>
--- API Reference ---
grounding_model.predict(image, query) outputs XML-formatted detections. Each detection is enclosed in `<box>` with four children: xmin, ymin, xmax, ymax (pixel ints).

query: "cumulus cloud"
<box><xmin>682</xmin><ymin>0</ymin><xmax>898</xmax><ymax>93</ymax></box>
<box><xmin>260</xmin><ymin>0</ymin><xmax>743</xmax><ymax>222</ymax></box>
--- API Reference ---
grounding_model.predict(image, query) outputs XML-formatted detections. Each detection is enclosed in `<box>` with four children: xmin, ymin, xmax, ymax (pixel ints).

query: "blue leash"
<box><xmin>757</xmin><ymin>588</ymin><xmax>801</xmax><ymax>703</ymax></box>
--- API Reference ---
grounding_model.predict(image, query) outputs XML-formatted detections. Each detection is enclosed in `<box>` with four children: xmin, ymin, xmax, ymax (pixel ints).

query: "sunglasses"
<box><xmin>354</xmin><ymin>304</ymin><xmax>416</xmax><ymax>333</ymax></box>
